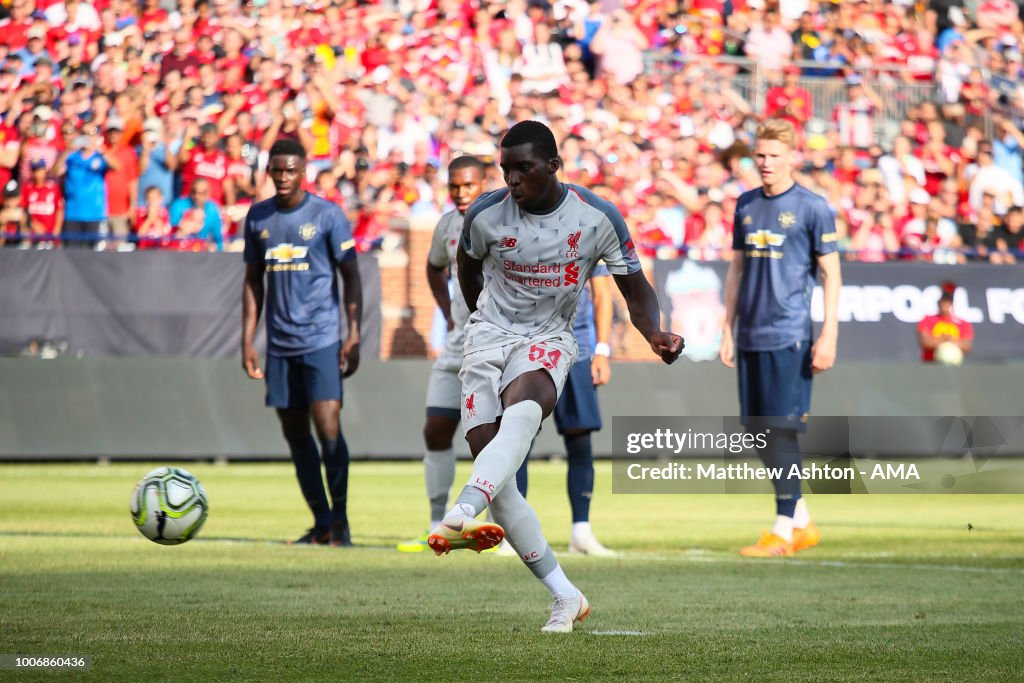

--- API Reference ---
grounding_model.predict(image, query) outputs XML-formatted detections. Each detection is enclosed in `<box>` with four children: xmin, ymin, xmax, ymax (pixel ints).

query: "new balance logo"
<box><xmin>499</xmin><ymin>237</ymin><xmax>517</xmax><ymax>248</ymax></box>
<box><xmin>563</xmin><ymin>261</ymin><xmax>580</xmax><ymax>286</ymax></box>
<box><xmin>465</xmin><ymin>392</ymin><xmax>478</xmax><ymax>418</ymax></box>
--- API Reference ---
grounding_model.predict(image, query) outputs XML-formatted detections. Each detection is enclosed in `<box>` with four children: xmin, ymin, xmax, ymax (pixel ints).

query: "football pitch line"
<box><xmin>3</xmin><ymin>529</ymin><xmax>1020</xmax><ymax>576</ymax></box>
<box><xmin>613</xmin><ymin>551</ymin><xmax>1024</xmax><ymax>575</ymax></box>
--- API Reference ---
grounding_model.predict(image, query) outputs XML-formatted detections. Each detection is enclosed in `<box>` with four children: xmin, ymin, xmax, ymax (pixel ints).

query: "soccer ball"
<box><xmin>130</xmin><ymin>467</ymin><xmax>209</xmax><ymax>545</ymax></box>
<box><xmin>933</xmin><ymin>341</ymin><xmax>964</xmax><ymax>367</ymax></box>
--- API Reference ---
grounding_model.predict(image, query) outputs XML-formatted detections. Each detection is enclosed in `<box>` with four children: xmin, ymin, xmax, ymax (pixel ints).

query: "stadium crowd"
<box><xmin>0</xmin><ymin>0</ymin><xmax>1023</xmax><ymax>263</ymax></box>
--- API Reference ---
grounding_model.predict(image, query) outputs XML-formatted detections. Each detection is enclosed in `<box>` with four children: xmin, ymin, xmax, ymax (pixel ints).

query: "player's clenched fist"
<box><xmin>651</xmin><ymin>332</ymin><xmax>684</xmax><ymax>365</ymax></box>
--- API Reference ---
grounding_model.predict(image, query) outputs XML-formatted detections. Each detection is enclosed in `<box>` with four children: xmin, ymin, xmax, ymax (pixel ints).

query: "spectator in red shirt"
<box><xmin>0</xmin><ymin>117</ymin><xmax>19</xmax><ymax>190</ymax></box>
<box><xmin>222</xmin><ymin>132</ymin><xmax>256</xmax><ymax>240</ymax></box>
<box><xmin>178</xmin><ymin>122</ymin><xmax>227</xmax><ymax>204</ymax></box>
<box><xmin>136</xmin><ymin>185</ymin><xmax>171</xmax><ymax>249</ymax></box>
<box><xmin>833</xmin><ymin>146</ymin><xmax>862</xmax><ymax>185</ymax></box>
<box><xmin>917</xmin><ymin>283</ymin><xmax>973</xmax><ymax>363</ymax></box>
<box><xmin>17</xmin><ymin>108</ymin><xmax>60</xmax><ymax>186</ymax></box>
<box><xmin>0</xmin><ymin>0</ymin><xmax>35</xmax><ymax>52</ymax></box>
<box><xmin>22</xmin><ymin>158</ymin><xmax>63</xmax><ymax>247</ymax></box>
<box><xmin>764</xmin><ymin>64</ymin><xmax>813</xmax><ymax>129</ymax></box>
<box><xmin>104</xmin><ymin>117</ymin><xmax>139</xmax><ymax>248</ymax></box>
<box><xmin>160</xmin><ymin>28</ymin><xmax>200</xmax><ymax>81</ymax></box>
<box><xmin>917</xmin><ymin>121</ymin><xmax>959</xmax><ymax>195</ymax></box>
<box><xmin>139</xmin><ymin>0</ymin><xmax>169</xmax><ymax>32</ymax></box>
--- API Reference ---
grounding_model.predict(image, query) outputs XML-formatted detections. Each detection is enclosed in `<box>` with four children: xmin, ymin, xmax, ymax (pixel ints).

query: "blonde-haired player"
<box><xmin>720</xmin><ymin>118</ymin><xmax>842</xmax><ymax>557</ymax></box>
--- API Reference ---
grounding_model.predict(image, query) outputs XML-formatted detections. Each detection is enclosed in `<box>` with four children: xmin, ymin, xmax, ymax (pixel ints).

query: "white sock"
<box><xmin>571</xmin><ymin>521</ymin><xmax>592</xmax><ymax>541</ymax></box>
<box><xmin>793</xmin><ymin>498</ymin><xmax>810</xmax><ymax>529</ymax></box>
<box><xmin>540</xmin><ymin>565</ymin><xmax>576</xmax><ymax>600</ymax></box>
<box><xmin>463</xmin><ymin>400</ymin><xmax>543</xmax><ymax>502</ymax></box>
<box><xmin>771</xmin><ymin>515</ymin><xmax>794</xmax><ymax>542</ymax></box>
<box><xmin>444</xmin><ymin>502</ymin><xmax>477</xmax><ymax>523</ymax></box>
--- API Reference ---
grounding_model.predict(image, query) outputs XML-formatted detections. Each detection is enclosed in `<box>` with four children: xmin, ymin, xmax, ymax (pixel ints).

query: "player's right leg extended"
<box><xmin>429</xmin><ymin>399</ymin><xmax>547</xmax><ymax>554</ymax></box>
<box><xmin>429</xmin><ymin>349</ymin><xmax>559</xmax><ymax>554</ymax></box>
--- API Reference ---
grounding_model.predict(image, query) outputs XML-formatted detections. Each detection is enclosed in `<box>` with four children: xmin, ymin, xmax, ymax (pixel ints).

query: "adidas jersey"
<box><xmin>243</xmin><ymin>193</ymin><xmax>357</xmax><ymax>356</ymax></box>
<box><xmin>732</xmin><ymin>182</ymin><xmax>838</xmax><ymax>351</ymax></box>
<box><xmin>460</xmin><ymin>184</ymin><xmax>639</xmax><ymax>351</ymax></box>
<box><xmin>427</xmin><ymin>209</ymin><xmax>470</xmax><ymax>368</ymax></box>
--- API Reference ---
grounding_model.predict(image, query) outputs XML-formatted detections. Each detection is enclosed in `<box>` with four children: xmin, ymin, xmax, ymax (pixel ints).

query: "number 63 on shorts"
<box><xmin>458</xmin><ymin>333</ymin><xmax>577</xmax><ymax>431</ymax></box>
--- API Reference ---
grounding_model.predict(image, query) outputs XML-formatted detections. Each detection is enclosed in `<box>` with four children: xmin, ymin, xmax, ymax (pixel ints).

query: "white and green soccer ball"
<box><xmin>130</xmin><ymin>467</ymin><xmax>209</xmax><ymax>545</ymax></box>
<box><xmin>933</xmin><ymin>341</ymin><xmax>964</xmax><ymax>367</ymax></box>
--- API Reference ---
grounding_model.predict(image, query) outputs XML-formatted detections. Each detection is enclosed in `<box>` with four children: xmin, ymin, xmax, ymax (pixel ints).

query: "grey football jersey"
<box><xmin>460</xmin><ymin>184</ymin><xmax>640</xmax><ymax>351</ymax></box>
<box><xmin>428</xmin><ymin>209</ymin><xmax>470</xmax><ymax>365</ymax></box>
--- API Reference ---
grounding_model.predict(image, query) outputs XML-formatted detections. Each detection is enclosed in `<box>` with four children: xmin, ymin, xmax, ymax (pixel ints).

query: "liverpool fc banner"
<box><xmin>654</xmin><ymin>259</ymin><xmax>1024</xmax><ymax>362</ymax></box>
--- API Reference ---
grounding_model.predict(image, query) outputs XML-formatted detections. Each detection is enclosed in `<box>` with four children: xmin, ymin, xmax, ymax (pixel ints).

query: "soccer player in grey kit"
<box><xmin>720</xmin><ymin>119</ymin><xmax>842</xmax><ymax>558</ymax></box>
<box><xmin>427</xmin><ymin>121</ymin><xmax>683</xmax><ymax>633</ymax></box>
<box><xmin>241</xmin><ymin>139</ymin><xmax>362</xmax><ymax>547</ymax></box>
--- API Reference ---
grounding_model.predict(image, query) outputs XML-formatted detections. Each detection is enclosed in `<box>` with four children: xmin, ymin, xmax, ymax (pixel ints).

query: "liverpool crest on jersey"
<box><xmin>565</xmin><ymin>230</ymin><xmax>581</xmax><ymax>259</ymax></box>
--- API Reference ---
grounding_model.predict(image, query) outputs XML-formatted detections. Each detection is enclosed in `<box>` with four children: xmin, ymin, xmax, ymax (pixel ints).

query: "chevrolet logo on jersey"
<box><xmin>265</xmin><ymin>244</ymin><xmax>309</xmax><ymax>262</ymax></box>
<box><xmin>746</xmin><ymin>230</ymin><xmax>785</xmax><ymax>248</ymax></box>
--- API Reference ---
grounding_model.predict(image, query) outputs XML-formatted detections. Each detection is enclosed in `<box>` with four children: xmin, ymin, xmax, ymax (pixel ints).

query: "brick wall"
<box><xmin>377</xmin><ymin>214</ymin><xmax>660</xmax><ymax>362</ymax></box>
<box><xmin>377</xmin><ymin>216</ymin><xmax>436</xmax><ymax>359</ymax></box>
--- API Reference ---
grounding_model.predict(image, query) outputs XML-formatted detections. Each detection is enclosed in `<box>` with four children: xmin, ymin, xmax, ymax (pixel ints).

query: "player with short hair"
<box><xmin>509</xmin><ymin>267</ymin><xmax>616</xmax><ymax>557</ymax></box>
<box><xmin>428</xmin><ymin>120</ymin><xmax>683</xmax><ymax>633</ymax></box>
<box><xmin>241</xmin><ymin>138</ymin><xmax>362</xmax><ymax>547</ymax></box>
<box><xmin>720</xmin><ymin>118</ymin><xmax>842</xmax><ymax>557</ymax></box>
<box><xmin>396</xmin><ymin>155</ymin><xmax>488</xmax><ymax>553</ymax></box>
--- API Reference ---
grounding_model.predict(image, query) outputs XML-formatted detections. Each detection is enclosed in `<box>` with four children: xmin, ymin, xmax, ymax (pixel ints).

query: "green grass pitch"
<box><xmin>1</xmin><ymin>461</ymin><xmax>1022</xmax><ymax>682</ymax></box>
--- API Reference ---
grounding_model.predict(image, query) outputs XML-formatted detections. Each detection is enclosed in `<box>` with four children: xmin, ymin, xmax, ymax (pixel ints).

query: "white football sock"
<box><xmin>771</xmin><ymin>515</ymin><xmax>794</xmax><ymax>542</ymax></box>
<box><xmin>540</xmin><ymin>566</ymin><xmax>577</xmax><ymax>600</ymax></box>
<box><xmin>793</xmin><ymin>498</ymin><xmax>810</xmax><ymax>529</ymax></box>
<box><xmin>462</xmin><ymin>400</ymin><xmax>543</xmax><ymax>504</ymax></box>
<box><xmin>570</xmin><ymin>521</ymin><xmax>592</xmax><ymax>542</ymax></box>
<box><xmin>443</xmin><ymin>502</ymin><xmax>477</xmax><ymax>523</ymax></box>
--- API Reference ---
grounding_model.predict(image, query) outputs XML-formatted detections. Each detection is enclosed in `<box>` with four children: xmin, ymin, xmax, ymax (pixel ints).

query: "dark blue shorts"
<box><xmin>553</xmin><ymin>358</ymin><xmax>602</xmax><ymax>434</ymax></box>
<box><xmin>265</xmin><ymin>342</ymin><xmax>343</xmax><ymax>409</ymax></box>
<box><xmin>738</xmin><ymin>340</ymin><xmax>812</xmax><ymax>432</ymax></box>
